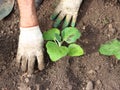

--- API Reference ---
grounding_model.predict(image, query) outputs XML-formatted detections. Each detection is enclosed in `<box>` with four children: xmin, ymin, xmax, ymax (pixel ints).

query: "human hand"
<box><xmin>16</xmin><ymin>26</ymin><xmax>44</xmax><ymax>74</ymax></box>
<box><xmin>51</xmin><ymin>0</ymin><xmax>83</xmax><ymax>28</ymax></box>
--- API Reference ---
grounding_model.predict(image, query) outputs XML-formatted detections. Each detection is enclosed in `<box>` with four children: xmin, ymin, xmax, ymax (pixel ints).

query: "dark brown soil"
<box><xmin>0</xmin><ymin>0</ymin><xmax>120</xmax><ymax>90</ymax></box>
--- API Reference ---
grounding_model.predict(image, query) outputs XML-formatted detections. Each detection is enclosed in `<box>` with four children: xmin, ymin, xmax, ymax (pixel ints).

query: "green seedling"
<box><xmin>99</xmin><ymin>39</ymin><xmax>120</xmax><ymax>60</ymax></box>
<box><xmin>43</xmin><ymin>27</ymin><xmax>84</xmax><ymax>62</ymax></box>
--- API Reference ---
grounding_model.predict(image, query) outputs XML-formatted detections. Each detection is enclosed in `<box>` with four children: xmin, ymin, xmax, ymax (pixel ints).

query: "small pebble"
<box><xmin>95</xmin><ymin>66</ymin><xmax>100</xmax><ymax>71</ymax></box>
<box><xmin>25</xmin><ymin>78</ymin><xmax>29</xmax><ymax>83</ymax></box>
<box><xmin>96</xmin><ymin>80</ymin><xmax>102</xmax><ymax>85</ymax></box>
<box><xmin>82</xmin><ymin>26</ymin><xmax>86</xmax><ymax>30</ymax></box>
<box><xmin>36</xmin><ymin>84</ymin><xmax>39</xmax><ymax>90</ymax></box>
<box><xmin>46</xmin><ymin>88</ymin><xmax>49</xmax><ymax>90</ymax></box>
<box><xmin>108</xmin><ymin>24</ymin><xmax>115</xmax><ymax>33</ymax></box>
<box><xmin>87</xmin><ymin>70</ymin><xmax>96</xmax><ymax>75</ymax></box>
<box><xmin>2</xmin><ymin>65</ymin><xmax>6</xmax><ymax>70</ymax></box>
<box><xmin>86</xmin><ymin>81</ymin><xmax>93</xmax><ymax>90</ymax></box>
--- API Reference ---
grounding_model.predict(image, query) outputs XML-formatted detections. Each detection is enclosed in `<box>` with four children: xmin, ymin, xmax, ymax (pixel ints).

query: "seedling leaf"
<box><xmin>61</xmin><ymin>27</ymin><xmax>81</xmax><ymax>44</ymax></box>
<box><xmin>68</xmin><ymin>44</ymin><xmax>84</xmax><ymax>56</ymax></box>
<box><xmin>46</xmin><ymin>41</ymin><xmax>68</xmax><ymax>62</ymax></box>
<box><xmin>43</xmin><ymin>28</ymin><xmax>60</xmax><ymax>40</ymax></box>
<box><xmin>99</xmin><ymin>39</ymin><xmax>120</xmax><ymax>60</ymax></box>
<box><xmin>114</xmin><ymin>51</ymin><xmax>120</xmax><ymax>60</ymax></box>
<box><xmin>55</xmin><ymin>33</ymin><xmax>61</xmax><ymax>42</ymax></box>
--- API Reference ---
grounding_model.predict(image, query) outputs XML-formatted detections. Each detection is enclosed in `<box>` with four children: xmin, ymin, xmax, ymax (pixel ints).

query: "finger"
<box><xmin>28</xmin><ymin>56</ymin><xmax>35</xmax><ymax>74</ymax></box>
<box><xmin>37</xmin><ymin>51</ymin><xmax>44</xmax><ymax>71</ymax></box>
<box><xmin>53</xmin><ymin>12</ymin><xmax>65</xmax><ymax>27</ymax></box>
<box><xmin>16</xmin><ymin>51</ymin><xmax>22</xmax><ymax>68</ymax></box>
<box><xmin>21</xmin><ymin>56</ymin><xmax>28</xmax><ymax>72</ymax></box>
<box><xmin>50</xmin><ymin>12</ymin><xmax>59</xmax><ymax>20</ymax></box>
<box><xmin>50</xmin><ymin>9</ymin><xmax>60</xmax><ymax>20</ymax></box>
<box><xmin>71</xmin><ymin>15</ymin><xmax>77</xmax><ymax>27</ymax></box>
<box><xmin>62</xmin><ymin>15</ymin><xmax>72</xmax><ymax>29</ymax></box>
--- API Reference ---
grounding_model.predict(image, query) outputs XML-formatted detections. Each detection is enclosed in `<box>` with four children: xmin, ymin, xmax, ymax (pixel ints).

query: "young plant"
<box><xmin>43</xmin><ymin>27</ymin><xmax>84</xmax><ymax>62</ymax></box>
<box><xmin>99</xmin><ymin>39</ymin><xmax>120</xmax><ymax>60</ymax></box>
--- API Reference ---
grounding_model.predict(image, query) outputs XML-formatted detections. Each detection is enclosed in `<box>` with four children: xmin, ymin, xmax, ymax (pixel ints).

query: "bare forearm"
<box><xmin>17</xmin><ymin>0</ymin><xmax>38</xmax><ymax>27</ymax></box>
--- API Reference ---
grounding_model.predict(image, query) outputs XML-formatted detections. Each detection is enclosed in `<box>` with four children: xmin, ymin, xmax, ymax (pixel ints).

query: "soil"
<box><xmin>0</xmin><ymin>0</ymin><xmax>120</xmax><ymax>90</ymax></box>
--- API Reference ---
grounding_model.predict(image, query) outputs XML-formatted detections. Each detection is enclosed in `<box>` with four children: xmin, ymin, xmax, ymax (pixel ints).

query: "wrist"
<box><xmin>19</xmin><ymin>5</ymin><xmax>36</xmax><ymax>16</ymax></box>
<box><xmin>20</xmin><ymin>14</ymin><xmax>39</xmax><ymax>28</ymax></box>
<box><xmin>18</xmin><ymin>6</ymin><xmax>38</xmax><ymax>27</ymax></box>
<box><xmin>17</xmin><ymin>0</ymin><xmax>38</xmax><ymax>27</ymax></box>
<box><xmin>17</xmin><ymin>0</ymin><xmax>34</xmax><ymax>7</ymax></box>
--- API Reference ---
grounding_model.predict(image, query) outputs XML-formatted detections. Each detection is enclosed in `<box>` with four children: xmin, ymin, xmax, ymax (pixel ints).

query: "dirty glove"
<box><xmin>51</xmin><ymin>0</ymin><xmax>83</xmax><ymax>28</ymax></box>
<box><xmin>16</xmin><ymin>26</ymin><xmax>44</xmax><ymax>74</ymax></box>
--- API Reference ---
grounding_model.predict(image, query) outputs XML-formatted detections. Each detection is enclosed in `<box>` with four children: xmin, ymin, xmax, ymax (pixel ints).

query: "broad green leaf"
<box><xmin>61</xmin><ymin>27</ymin><xmax>81</xmax><ymax>44</ymax></box>
<box><xmin>99</xmin><ymin>39</ymin><xmax>120</xmax><ymax>56</ymax></box>
<box><xmin>114</xmin><ymin>51</ymin><xmax>120</xmax><ymax>60</ymax></box>
<box><xmin>43</xmin><ymin>28</ymin><xmax>60</xmax><ymax>40</ymax></box>
<box><xmin>55</xmin><ymin>33</ymin><xmax>61</xmax><ymax>42</ymax></box>
<box><xmin>46</xmin><ymin>41</ymin><xmax>68</xmax><ymax>62</ymax></box>
<box><xmin>68</xmin><ymin>44</ymin><xmax>84</xmax><ymax>56</ymax></box>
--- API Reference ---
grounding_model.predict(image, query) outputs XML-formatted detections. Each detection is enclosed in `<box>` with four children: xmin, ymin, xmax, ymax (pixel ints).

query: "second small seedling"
<box><xmin>99</xmin><ymin>39</ymin><xmax>120</xmax><ymax>60</ymax></box>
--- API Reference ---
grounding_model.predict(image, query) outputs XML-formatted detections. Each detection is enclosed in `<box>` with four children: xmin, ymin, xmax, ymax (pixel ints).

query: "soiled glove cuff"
<box><xmin>20</xmin><ymin>26</ymin><xmax>42</xmax><ymax>37</ymax></box>
<box><xmin>19</xmin><ymin>26</ymin><xmax>43</xmax><ymax>43</ymax></box>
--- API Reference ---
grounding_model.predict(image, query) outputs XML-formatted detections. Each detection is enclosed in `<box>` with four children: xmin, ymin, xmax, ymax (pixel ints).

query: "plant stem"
<box><xmin>57</xmin><ymin>40</ymin><xmax>61</xmax><ymax>47</ymax></box>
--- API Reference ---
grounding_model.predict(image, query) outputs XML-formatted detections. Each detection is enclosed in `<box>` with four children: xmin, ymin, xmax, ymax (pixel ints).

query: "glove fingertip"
<box><xmin>16</xmin><ymin>54</ymin><xmax>21</xmax><ymax>64</ymax></box>
<box><xmin>53</xmin><ymin>18</ymin><xmax>61</xmax><ymax>27</ymax></box>
<box><xmin>38</xmin><ymin>63</ymin><xmax>45</xmax><ymax>71</ymax></box>
<box><xmin>62</xmin><ymin>20</ymin><xmax>68</xmax><ymax>29</ymax></box>
<box><xmin>71</xmin><ymin>15</ymin><xmax>77</xmax><ymax>27</ymax></box>
<box><xmin>37</xmin><ymin>54</ymin><xmax>45</xmax><ymax>71</ymax></box>
<box><xmin>71</xmin><ymin>22</ymin><xmax>76</xmax><ymax>27</ymax></box>
<box><xmin>50</xmin><ymin>13</ymin><xmax>58</xmax><ymax>20</ymax></box>
<box><xmin>21</xmin><ymin>57</ymin><xmax>28</xmax><ymax>72</ymax></box>
<box><xmin>28</xmin><ymin>56</ymin><xmax>36</xmax><ymax>74</ymax></box>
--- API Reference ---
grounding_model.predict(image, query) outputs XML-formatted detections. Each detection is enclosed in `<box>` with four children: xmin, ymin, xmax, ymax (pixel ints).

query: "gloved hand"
<box><xmin>16</xmin><ymin>26</ymin><xmax>44</xmax><ymax>74</ymax></box>
<box><xmin>51</xmin><ymin>0</ymin><xmax>83</xmax><ymax>28</ymax></box>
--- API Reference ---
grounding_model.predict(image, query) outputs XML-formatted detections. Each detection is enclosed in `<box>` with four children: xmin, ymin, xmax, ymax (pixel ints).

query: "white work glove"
<box><xmin>16</xmin><ymin>26</ymin><xmax>44</xmax><ymax>74</ymax></box>
<box><xmin>51</xmin><ymin>0</ymin><xmax>83</xmax><ymax>28</ymax></box>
